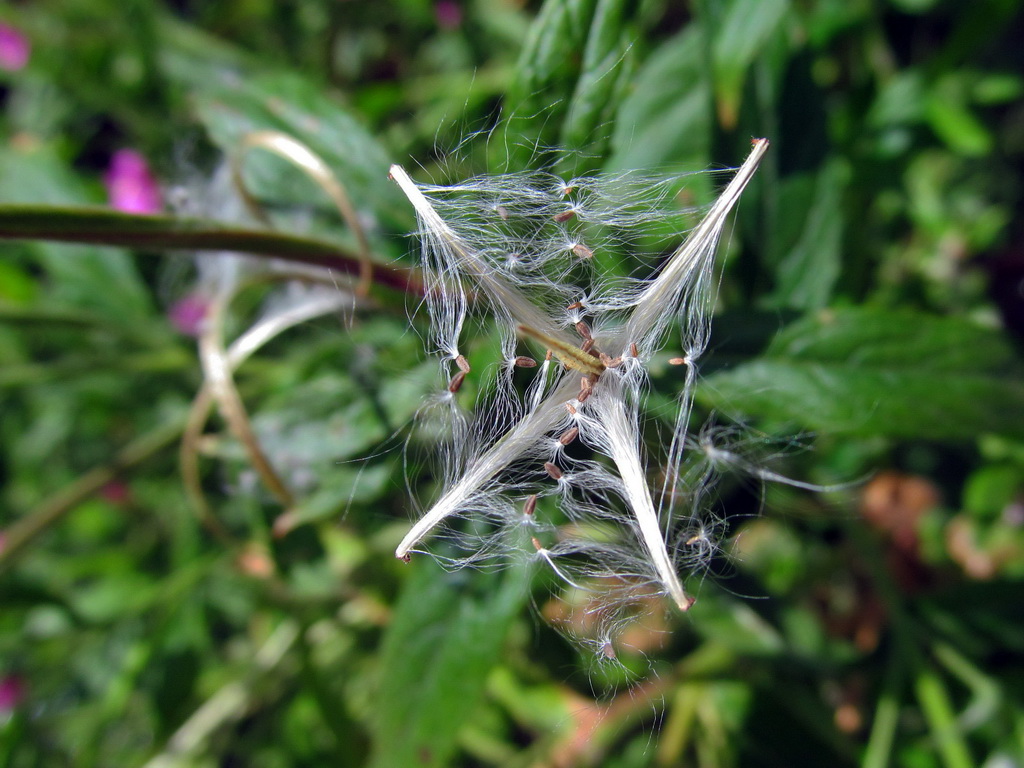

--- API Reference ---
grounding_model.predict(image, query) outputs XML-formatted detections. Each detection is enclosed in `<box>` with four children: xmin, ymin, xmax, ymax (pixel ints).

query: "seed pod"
<box><xmin>629</xmin><ymin>342</ymin><xmax>639</xmax><ymax>358</ymax></box>
<box><xmin>575</xmin><ymin>321</ymin><xmax>592</xmax><ymax>340</ymax></box>
<box><xmin>553</xmin><ymin>209</ymin><xmax>576</xmax><ymax>223</ymax></box>
<box><xmin>572</xmin><ymin>243</ymin><xmax>594</xmax><ymax>259</ymax></box>
<box><xmin>514</xmin><ymin>356</ymin><xmax>537</xmax><ymax>368</ymax></box>
<box><xmin>567</xmin><ymin>301</ymin><xmax>584</xmax><ymax>311</ymax></box>
<box><xmin>455</xmin><ymin>354</ymin><xmax>471</xmax><ymax>373</ymax></box>
<box><xmin>581</xmin><ymin>339</ymin><xmax>595</xmax><ymax>353</ymax></box>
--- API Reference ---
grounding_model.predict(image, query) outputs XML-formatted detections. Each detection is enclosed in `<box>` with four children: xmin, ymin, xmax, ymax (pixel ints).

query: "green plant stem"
<box><xmin>0</xmin><ymin>204</ymin><xmax>424</xmax><ymax>298</ymax></box>
<box><xmin>863</xmin><ymin>643</ymin><xmax>905</xmax><ymax>768</ymax></box>
<box><xmin>915</xmin><ymin>664</ymin><xmax>975</xmax><ymax>768</ymax></box>
<box><xmin>0</xmin><ymin>416</ymin><xmax>185</xmax><ymax>574</ymax></box>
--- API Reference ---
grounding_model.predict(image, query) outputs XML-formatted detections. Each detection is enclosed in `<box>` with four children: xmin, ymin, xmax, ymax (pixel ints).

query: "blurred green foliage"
<box><xmin>1</xmin><ymin>1</ymin><xmax>1024</xmax><ymax>766</ymax></box>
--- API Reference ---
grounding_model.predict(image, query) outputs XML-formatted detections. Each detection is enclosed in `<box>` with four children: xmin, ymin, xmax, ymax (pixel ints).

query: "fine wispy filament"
<box><xmin>389</xmin><ymin>141</ymin><xmax>769</xmax><ymax>628</ymax></box>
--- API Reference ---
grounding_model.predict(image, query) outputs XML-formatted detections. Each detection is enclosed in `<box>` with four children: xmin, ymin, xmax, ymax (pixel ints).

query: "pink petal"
<box><xmin>0</xmin><ymin>675</ymin><xmax>24</xmax><ymax>713</ymax></box>
<box><xmin>105</xmin><ymin>149</ymin><xmax>162</xmax><ymax>214</ymax></box>
<box><xmin>0</xmin><ymin>24</ymin><xmax>30</xmax><ymax>72</ymax></box>
<box><xmin>168</xmin><ymin>293</ymin><xmax>208</xmax><ymax>337</ymax></box>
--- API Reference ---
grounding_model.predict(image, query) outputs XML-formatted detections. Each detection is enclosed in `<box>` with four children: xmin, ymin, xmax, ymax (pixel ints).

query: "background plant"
<box><xmin>1</xmin><ymin>1</ymin><xmax>1023</xmax><ymax>767</ymax></box>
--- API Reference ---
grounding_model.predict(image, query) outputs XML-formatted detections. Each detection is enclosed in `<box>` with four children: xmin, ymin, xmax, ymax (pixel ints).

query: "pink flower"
<box><xmin>104</xmin><ymin>149</ymin><xmax>162</xmax><ymax>214</ymax></box>
<box><xmin>100</xmin><ymin>481</ymin><xmax>131</xmax><ymax>505</ymax></box>
<box><xmin>0</xmin><ymin>675</ymin><xmax>24</xmax><ymax>715</ymax></box>
<box><xmin>434</xmin><ymin>1</ymin><xmax>462</xmax><ymax>30</ymax></box>
<box><xmin>168</xmin><ymin>292</ymin><xmax>208</xmax><ymax>337</ymax></box>
<box><xmin>0</xmin><ymin>24</ymin><xmax>30</xmax><ymax>72</ymax></box>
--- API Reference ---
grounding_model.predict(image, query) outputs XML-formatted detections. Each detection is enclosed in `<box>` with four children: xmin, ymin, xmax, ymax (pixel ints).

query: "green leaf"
<box><xmin>0</xmin><ymin>144</ymin><xmax>155</xmax><ymax>334</ymax></box>
<box><xmin>370</xmin><ymin>560</ymin><xmax>529</xmax><ymax>768</ymax></box>
<box><xmin>607</xmin><ymin>26</ymin><xmax>712</xmax><ymax>174</ymax></box>
<box><xmin>507</xmin><ymin>0</ymin><xmax>597</xmax><ymax>110</ymax></box>
<box><xmin>701</xmin><ymin>308</ymin><xmax>1024</xmax><ymax>439</ymax></box>
<box><xmin>558</xmin><ymin>0</ymin><xmax>635</xmax><ymax>163</ymax></box>
<box><xmin>765</xmin><ymin>160</ymin><xmax>847</xmax><ymax>310</ymax></box>
<box><xmin>924</xmin><ymin>85</ymin><xmax>992</xmax><ymax>157</ymax></box>
<box><xmin>156</xmin><ymin>19</ymin><xmax>411</xmax><ymax>232</ymax></box>
<box><xmin>710</xmin><ymin>0</ymin><xmax>790</xmax><ymax>129</ymax></box>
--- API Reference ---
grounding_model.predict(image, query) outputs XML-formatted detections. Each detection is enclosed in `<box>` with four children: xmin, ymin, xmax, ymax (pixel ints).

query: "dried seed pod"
<box><xmin>544</xmin><ymin>461</ymin><xmax>563</xmax><ymax>480</ymax></box>
<box><xmin>448</xmin><ymin>371</ymin><xmax>467</xmax><ymax>393</ymax></box>
<box><xmin>514</xmin><ymin>356</ymin><xmax>537</xmax><ymax>368</ymax></box>
<box><xmin>559</xmin><ymin>427</ymin><xmax>579</xmax><ymax>446</ymax></box>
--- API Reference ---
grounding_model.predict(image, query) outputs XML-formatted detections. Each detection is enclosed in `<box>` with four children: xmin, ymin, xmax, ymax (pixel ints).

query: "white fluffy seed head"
<box><xmin>391</xmin><ymin>141</ymin><xmax>771</xmax><ymax>649</ymax></box>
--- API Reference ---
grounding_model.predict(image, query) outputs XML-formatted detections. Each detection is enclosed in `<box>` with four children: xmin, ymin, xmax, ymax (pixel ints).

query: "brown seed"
<box><xmin>599</xmin><ymin>353</ymin><xmax>622</xmax><ymax>368</ymax></box>
<box><xmin>669</xmin><ymin>357</ymin><xmax>687</xmax><ymax>366</ymax></box>
<box><xmin>572</xmin><ymin>243</ymin><xmax>594</xmax><ymax>259</ymax></box>
<box><xmin>602</xmin><ymin>642</ymin><xmax>617</xmax><ymax>660</ymax></box>
<box><xmin>448</xmin><ymin>371</ymin><xmax>467</xmax><ymax>393</ymax></box>
<box><xmin>559</xmin><ymin>427</ymin><xmax>579</xmax><ymax>446</ymax></box>
<box><xmin>553</xmin><ymin>209</ymin><xmax>576</xmax><ymax>223</ymax></box>
<box><xmin>544</xmin><ymin>461</ymin><xmax>563</xmax><ymax>480</ymax></box>
<box><xmin>629</xmin><ymin>342</ymin><xmax>639</xmax><ymax>358</ymax></box>
<box><xmin>496</xmin><ymin>205</ymin><xmax>509</xmax><ymax>221</ymax></box>
<box><xmin>575</xmin><ymin>321</ymin><xmax>592</xmax><ymax>341</ymax></box>
<box><xmin>565</xmin><ymin>402</ymin><xmax>577</xmax><ymax>415</ymax></box>
<box><xmin>514</xmin><ymin>356</ymin><xmax>537</xmax><ymax>368</ymax></box>
<box><xmin>577</xmin><ymin>387</ymin><xmax>591</xmax><ymax>404</ymax></box>
<box><xmin>531</xmin><ymin>537</ymin><xmax>544</xmax><ymax>552</ymax></box>
<box><xmin>581</xmin><ymin>339</ymin><xmax>595</xmax><ymax>353</ymax></box>
<box><xmin>523</xmin><ymin>495</ymin><xmax>537</xmax><ymax>517</ymax></box>
<box><xmin>567</xmin><ymin>301</ymin><xmax>584</xmax><ymax>311</ymax></box>
<box><xmin>455</xmin><ymin>354</ymin><xmax>471</xmax><ymax>373</ymax></box>
<box><xmin>545</xmin><ymin>350</ymin><xmax>553</xmax><ymax>362</ymax></box>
